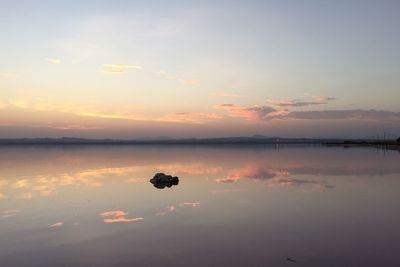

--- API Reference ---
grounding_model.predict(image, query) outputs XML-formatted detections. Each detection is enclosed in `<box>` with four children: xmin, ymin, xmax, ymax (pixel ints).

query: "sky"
<box><xmin>1</xmin><ymin>0</ymin><xmax>400</xmax><ymax>139</ymax></box>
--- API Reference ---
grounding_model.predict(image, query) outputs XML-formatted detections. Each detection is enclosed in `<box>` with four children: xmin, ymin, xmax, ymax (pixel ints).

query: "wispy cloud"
<box><xmin>102</xmin><ymin>64</ymin><xmax>142</xmax><ymax>69</ymax></box>
<box><xmin>287</xmin><ymin>109</ymin><xmax>400</xmax><ymax>120</ymax></box>
<box><xmin>156</xmin><ymin>205</ymin><xmax>177</xmax><ymax>216</ymax></box>
<box><xmin>46</xmin><ymin>58</ymin><xmax>61</xmax><ymax>64</ymax></box>
<box><xmin>216</xmin><ymin>103</ymin><xmax>276</xmax><ymax>121</ymax></box>
<box><xmin>103</xmin><ymin>217</ymin><xmax>144</xmax><ymax>223</ymax></box>
<box><xmin>156</xmin><ymin>202</ymin><xmax>200</xmax><ymax>216</ymax></box>
<box><xmin>100</xmin><ymin>210</ymin><xmax>144</xmax><ymax>223</ymax></box>
<box><xmin>49</xmin><ymin>222</ymin><xmax>63</xmax><ymax>228</ymax></box>
<box><xmin>216</xmin><ymin>165</ymin><xmax>333</xmax><ymax>190</ymax></box>
<box><xmin>2</xmin><ymin>210</ymin><xmax>20</xmax><ymax>218</ymax></box>
<box><xmin>100</xmin><ymin>211</ymin><xmax>127</xmax><ymax>217</ymax></box>
<box><xmin>179</xmin><ymin>202</ymin><xmax>200</xmax><ymax>208</ymax></box>
<box><xmin>158</xmin><ymin>112</ymin><xmax>223</xmax><ymax>124</ymax></box>
<box><xmin>272</xmin><ymin>96</ymin><xmax>336</xmax><ymax>108</ymax></box>
<box><xmin>216</xmin><ymin>103</ymin><xmax>400</xmax><ymax>122</ymax></box>
<box><xmin>0</xmin><ymin>72</ymin><xmax>17</xmax><ymax>77</ymax></box>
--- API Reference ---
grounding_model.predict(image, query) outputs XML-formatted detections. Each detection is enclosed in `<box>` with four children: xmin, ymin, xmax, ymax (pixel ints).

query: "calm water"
<box><xmin>0</xmin><ymin>145</ymin><xmax>399</xmax><ymax>267</ymax></box>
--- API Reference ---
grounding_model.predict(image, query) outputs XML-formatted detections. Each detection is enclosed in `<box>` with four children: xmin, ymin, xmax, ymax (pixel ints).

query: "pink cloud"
<box><xmin>100</xmin><ymin>210</ymin><xmax>144</xmax><ymax>223</ymax></box>
<box><xmin>103</xmin><ymin>217</ymin><xmax>144</xmax><ymax>223</ymax></box>
<box><xmin>216</xmin><ymin>104</ymin><xmax>276</xmax><ymax>121</ymax></box>
<box><xmin>49</xmin><ymin>222</ymin><xmax>63</xmax><ymax>228</ymax></box>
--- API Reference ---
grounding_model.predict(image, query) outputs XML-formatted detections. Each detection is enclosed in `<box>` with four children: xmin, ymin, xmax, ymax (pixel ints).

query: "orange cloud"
<box><xmin>125</xmin><ymin>177</ymin><xmax>147</xmax><ymax>183</ymax></box>
<box><xmin>158</xmin><ymin>112</ymin><xmax>223</xmax><ymax>124</ymax></box>
<box><xmin>216</xmin><ymin>103</ymin><xmax>275</xmax><ymax>121</ymax></box>
<box><xmin>100</xmin><ymin>210</ymin><xmax>127</xmax><ymax>217</ymax></box>
<box><xmin>100</xmin><ymin>210</ymin><xmax>144</xmax><ymax>223</ymax></box>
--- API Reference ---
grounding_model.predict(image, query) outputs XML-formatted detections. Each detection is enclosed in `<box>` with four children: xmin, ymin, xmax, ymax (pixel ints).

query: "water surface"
<box><xmin>0</xmin><ymin>145</ymin><xmax>399</xmax><ymax>266</ymax></box>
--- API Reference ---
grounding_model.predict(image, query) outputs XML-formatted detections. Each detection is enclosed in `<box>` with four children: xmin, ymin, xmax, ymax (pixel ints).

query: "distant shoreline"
<box><xmin>324</xmin><ymin>141</ymin><xmax>400</xmax><ymax>151</ymax></box>
<box><xmin>0</xmin><ymin>137</ymin><xmax>398</xmax><ymax>148</ymax></box>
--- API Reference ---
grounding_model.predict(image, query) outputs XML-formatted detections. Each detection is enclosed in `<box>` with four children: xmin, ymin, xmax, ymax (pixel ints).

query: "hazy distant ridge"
<box><xmin>0</xmin><ymin>136</ymin><xmax>368</xmax><ymax>145</ymax></box>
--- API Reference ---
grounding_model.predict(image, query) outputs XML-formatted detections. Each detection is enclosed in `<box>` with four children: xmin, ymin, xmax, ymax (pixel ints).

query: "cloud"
<box><xmin>4</xmin><ymin>209</ymin><xmax>20</xmax><ymax>214</ymax></box>
<box><xmin>155</xmin><ymin>163</ymin><xmax>222</xmax><ymax>175</ymax></box>
<box><xmin>0</xmin><ymin>72</ymin><xmax>17</xmax><ymax>77</ymax></box>
<box><xmin>100</xmin><ymin>211</ymin><xmax>127</xmax><ymax>217</ymax></box>
<box><xmin>100</xmin><ymin>210</ymin><xmax>144</xmax><ymax>223</ymax></box>
<box><xmin>158</xmin><ymin>112</ymin><xmax>223</xmax><ymax>124</ymax></box>
<box><xmin>180</xmin><ymin>202</ymin><xmax>200</xmax><ymax>208</ymax></box>
<box><xmin>102</xmin><ymin>64</ymin><xmax>142</xmax><ymax>69</ymax></box>
<box><xmin>49</xmin><ymin>222</ymin><xmax>63</xmax><ymax>228</ymax></box>
<box><xmin>156</xmin><ymin>205</ymin><xmax>177</xmax><ymax>216</ymax></box>
<box><xmin>103</xmin><ymin>217</ymin><xmax>144</xmax><ymax>223</ymax></box>
<box><xmin>216</xmin><ymin>165</ymin><xmax>283</xmax><ymax>184</ymax></box>
<box><xmin>274</xmin><ymin>97</ymin><xmax>335</xmax><ymax>107</ymax></box>
<box><xmin>125</xmin><ymin>177</ymin><xmax>147</xmax><ymax>183</ymax></box>
<box><xmin>216</xmin><ymin>165</ymin><xmax>333</xmax><ymax>190</ymax></box>
<box><xmin>51</xmin><ymin>124</ymin><xmax>104</xmax><ymax>130</ymax></box>
<box><xmin>2</xmin><ymin>210</ymin><xmax>20</xmax><ymax>218</ymax></box>
<box><xmin>156</xmin><ymin>202</ymin><xmax>199</xmax><ymax>216</ymax></box>
<box><xmin>216</xmin><ymin>103</ymin><xmax>400</xmax><ymax>122</ymax></box>
<box><xmin>216</xmin><ymin>104</ymin><xmax>276</xmax><ymax>121</ymax></box>
<box><xmin>276</xmin><ymin>100</ymin><xmax>328</xmax><ymax>107</ymax></box>
<box><xmin>287</xmin><ymin>109</ymin><xmax>400</xmax><ymax>120</ymax></box>
<box><xmin>46</xmin><ymin>58</ymin><xmax>61</xmax><ymax>64</ymax></box>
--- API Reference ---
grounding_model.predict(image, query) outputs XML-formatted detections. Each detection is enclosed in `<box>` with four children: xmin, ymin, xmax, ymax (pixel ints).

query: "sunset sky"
<box><xmin>1</xmin><ymin>0</ymin><xmax>399</xmax><ymax>139</ymax></box>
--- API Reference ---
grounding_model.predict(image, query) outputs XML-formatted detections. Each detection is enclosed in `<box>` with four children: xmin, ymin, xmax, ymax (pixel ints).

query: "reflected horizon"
<box><xmin>0</xmin><ymin>145</ymin><xmax>399</xmax><ymax>266</ymax></box>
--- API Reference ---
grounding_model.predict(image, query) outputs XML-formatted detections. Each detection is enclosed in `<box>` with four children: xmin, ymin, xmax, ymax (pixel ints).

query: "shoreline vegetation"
<box><xmin>0</xmin><ymin>137</ymin><xmax>398</xmax><ymax>150</ymax></box>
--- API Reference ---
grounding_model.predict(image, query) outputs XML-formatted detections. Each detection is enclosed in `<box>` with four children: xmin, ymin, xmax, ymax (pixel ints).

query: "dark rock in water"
<box><xmin>150</xmin><ymin>173</ymin><xmax>179</xmax><ymax>189</ymax></box>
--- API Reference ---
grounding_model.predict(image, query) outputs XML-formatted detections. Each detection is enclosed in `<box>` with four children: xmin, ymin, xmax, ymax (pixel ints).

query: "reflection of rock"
<box><xmin>150</xmin><ymin>173</ymin><xmax>179</xmax><ymax>189</ymax></box>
